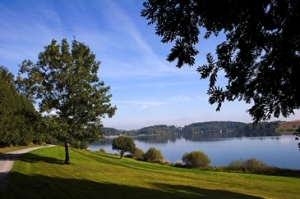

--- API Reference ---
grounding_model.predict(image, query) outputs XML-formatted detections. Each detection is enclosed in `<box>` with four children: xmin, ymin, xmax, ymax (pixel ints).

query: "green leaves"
<box><xmin>142</xmin><ymin>0</ymin><xmax>300</xmax><ymax>123</ymax></box>
<box><xmin>17</xmin><ymin>39</ymin><xmax>117</xmax><ymax>145</ymax></box>
<box><xmin>112</xmin><ymin>136</ymin><xmax>136</xmax><ymax>158</ymax></box>
<box><xmin>0</xmin><ymin>66</ymin><xmax>38</xmax><ymax>146</ymax></box>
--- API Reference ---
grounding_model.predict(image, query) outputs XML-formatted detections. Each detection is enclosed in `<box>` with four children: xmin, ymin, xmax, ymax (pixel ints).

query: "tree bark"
<box><xmin>64</xmin><ymin>140</ymin><xmax>70</xmax><ymax>164</ymax></box>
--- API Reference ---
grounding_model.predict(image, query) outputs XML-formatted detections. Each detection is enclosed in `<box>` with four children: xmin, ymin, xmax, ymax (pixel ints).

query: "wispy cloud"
<box><xmin>197</xmin><ymin>95</ymin><xmax>209</xmax><ymax>102</ymax></box>
<box><xmin>124</xmin><ymin>100</ymin><xmax>168</xmax><ymax>109</ymax></box>
<box><xmin>168</xmin><ymin>95</ymin><xmax>194</xmax><ymax>102</ymax></box>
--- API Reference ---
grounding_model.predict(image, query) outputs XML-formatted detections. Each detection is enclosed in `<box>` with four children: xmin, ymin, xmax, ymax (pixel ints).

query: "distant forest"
<box><xmin>102</xmin><ymin>121</ymin><xmax>282</xmax><ymax>138</ymax></box>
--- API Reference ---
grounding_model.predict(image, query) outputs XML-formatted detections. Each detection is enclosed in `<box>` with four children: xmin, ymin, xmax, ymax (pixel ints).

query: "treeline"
<box><xmin>0</xmin><ymin>67</ymin><xmax>41</xmax><ymax>146</ymax></box>
<box><xmin>236</xmin><ymin>121</ymin><xmax>280</xmax><ymax>137</ymax></box>
<box><xmin>103</xmin><ymin>121</ymin><xmax>281</xmax><ymax>137</ymax></box>
<box><xmin>0</xmin><ymin>67</ymin><xmax>60</xmax><ymax>147</ymax></box>
<box><xmin>181</xmin><ymin>121</ymin><xmax>245</xmax><ymax>133</ymax></box>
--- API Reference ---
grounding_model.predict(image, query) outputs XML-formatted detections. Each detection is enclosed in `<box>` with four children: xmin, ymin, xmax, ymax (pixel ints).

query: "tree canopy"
<box><xmin>141</xmin><ymin>0</ymin><xmax>300</xmax><ymax>123</ymax></box>
<box><xmin>17</xmin><ymin>39</ymin><xmax>117</xmax><ymax>163</ymax></box>
<box><xmin>0</xmin><ymin>66</ymin><xmax>39</xmax><ymax>146</ymax></box>
<box><xmin>112</xmin><ymin>136</ymin><xmax>136</xmax><ymax>158</ymax></box>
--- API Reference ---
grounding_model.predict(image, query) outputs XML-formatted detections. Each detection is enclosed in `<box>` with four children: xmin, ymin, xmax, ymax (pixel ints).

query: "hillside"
<box><xmin>103</xmin><ymin>121</ymin><xmax>282</xmax><ymax>137</ymax></box>
<box><xmin>277</xmin><ymin>119</ymin><xmax>300</xmax><ymax>132</ymax></box>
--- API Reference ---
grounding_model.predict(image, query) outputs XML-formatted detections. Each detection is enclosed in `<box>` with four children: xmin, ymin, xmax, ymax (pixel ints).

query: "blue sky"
<box><xmin>1</xmin><ymin>0</ymin><xmax>299</xmax><ymax>130</ymax></box>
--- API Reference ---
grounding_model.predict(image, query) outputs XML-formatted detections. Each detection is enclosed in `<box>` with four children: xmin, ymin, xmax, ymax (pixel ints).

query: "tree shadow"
<box><xmin>0</xmin><ymin>153</ymin><xmax>21</xmax><ymax>161</ymax></box>
<box><xmin>17</xmin><ymin>153</ymin><xmax>64</xmax><ymax>164</ymax></box>
<box><xmin>0</xmin><ymin>152</ymin><xmax>64</xmax><ymax>164</ymax></box>
<box><xmin>0</xmin><ymin>171</ymin><xmax>265</xmax><ymax>199</ymax></box>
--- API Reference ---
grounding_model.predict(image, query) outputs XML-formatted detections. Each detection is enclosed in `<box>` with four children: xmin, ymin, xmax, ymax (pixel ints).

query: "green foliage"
<box><xmin>182</xmin><ymin>151</ymin><xmax>211</xmax><ymax>168</ymax></box>
<box><xmin>99</xmin><ymin>148</ymin><xmax>106</xmax><ymax>153</ymax></box>
<box><xmin>16</xmin><ymin>39</ymin><xmax>117</xmax><ymax>162</ymax></box>
<box><xmin>132</xmin><ymin>147</ymin><xmax>144</xmax><ymax>160</ymax></box>
<box><xmin>103</xmin><ymin>121</ymin><xmax>280</xmax><ymax>137</ymax></box>
<box><xmin>17</xmin><ymin>39</ymin><xmax>117</xmax><ymax>142</ymax></box>
<box><xmin>143</xmin><ymin>147</ymin><xmax>164</xmax><ymax>163</ymax></box>
<box><xmin>112</xmin><ymin>136</ymin><xmax>136</xmax><ymax>158</ymax></box>
<box><xmin>141</xmin><ymin>0</ymin><xmax>300</xmax><ymax>123</ymax></box>
<box><xmin>102</xmin><ymin>127</ymin><xmax>124</xmax><ymax>136</ymax></box>
<box><xmin>0</xmin><ymin>66</ymin><xmax>39</xmax><ymax>147</ymax></box>
<box><xmin>227</xmin><ymin>158</ymin><xmax>269</xmax><ymax>173</ymax></box>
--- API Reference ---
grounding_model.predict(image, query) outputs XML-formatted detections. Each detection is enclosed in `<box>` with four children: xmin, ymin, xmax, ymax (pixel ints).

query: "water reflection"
<box><xmin>89</xmin><ymin>134</ymin><xmax>300</xmax><ymax>169</ymax></box>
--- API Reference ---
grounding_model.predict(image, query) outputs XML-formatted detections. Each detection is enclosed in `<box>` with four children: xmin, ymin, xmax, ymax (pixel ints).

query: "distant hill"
<box><xmin>277</xmin><ymin>120</ymin><xmax>300</xmax><ymax>132</ymax></box>
<box><xmin>103</xmin><ymin>120</ymin><xmax>282</xmax><ymax>137</ymax></box>
<box><xmin>181</xmin><ymin>121</ymin><xmax>245</xmax><ymax>133</ymax></box>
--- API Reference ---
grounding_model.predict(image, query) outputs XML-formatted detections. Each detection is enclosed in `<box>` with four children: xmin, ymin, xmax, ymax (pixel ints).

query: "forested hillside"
<box><xmin>103</xmin><ymin>121</ymin><xmax>281</xmax><ymax>137</ymax></box>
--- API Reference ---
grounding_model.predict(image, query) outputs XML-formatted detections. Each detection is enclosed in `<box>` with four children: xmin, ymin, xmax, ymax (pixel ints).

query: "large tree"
<box><xmin>141</xmin><ymin>0</ymin><xmax>300</xmax><ymax>123</ymax></box>
<box><xmin>17</xmin><ymin>39</ymin><xmax>117</xmax><ymax>164</ymax></box>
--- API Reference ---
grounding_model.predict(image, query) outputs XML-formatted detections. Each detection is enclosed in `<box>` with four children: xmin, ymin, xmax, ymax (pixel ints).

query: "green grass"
<box><xmin>1</xmin><ymin>146</ymin><xmax>299</xmax><ymax>199</ymax></box>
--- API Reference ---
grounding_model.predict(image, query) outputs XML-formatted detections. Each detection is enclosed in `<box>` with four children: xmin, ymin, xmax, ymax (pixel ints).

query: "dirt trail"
<box><xmin>0</xmin><ymin>145</ymin><xmax>54</xmax><ymax>191</ymax></box>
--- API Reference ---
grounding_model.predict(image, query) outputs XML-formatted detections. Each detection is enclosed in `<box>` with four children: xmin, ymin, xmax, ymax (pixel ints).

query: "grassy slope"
<box><xmin>1</xmin><ymin>146</ymin><xmax>299</xmax><ymax>199</ymax></box>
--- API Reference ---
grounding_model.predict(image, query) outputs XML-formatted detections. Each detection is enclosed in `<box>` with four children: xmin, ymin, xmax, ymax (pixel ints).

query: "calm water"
<box><xmin>89</xmin><ymin>135</ymin><xmax>300</xmax><ymax>170</ymax></box>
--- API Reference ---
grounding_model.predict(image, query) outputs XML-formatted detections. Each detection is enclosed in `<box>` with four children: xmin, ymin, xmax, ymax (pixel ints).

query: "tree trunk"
<box><xmin>64</xmin><ymin>140</ymin><xmax>70</xmax><ymax>164</ymax></box>
<box><xmin>120</xmin><ymin>151</ymin><xmax>124</xmax><ymax>159</ymax></box>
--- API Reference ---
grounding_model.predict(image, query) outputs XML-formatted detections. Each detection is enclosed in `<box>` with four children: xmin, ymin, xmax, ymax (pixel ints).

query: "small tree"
<box><xmin>143</xmin><ymin>147</ymin><xmax>164</xmax><ymax>163</ymax></box>
<box><xmin>112</xmin><ymin>136</ymin><xmax>135</xmax><ymax>158</ymax></box>
<box><xmin>182</xmin><ymin>151</ymin><xmax>211</xmax><ymax>168</ymax></box>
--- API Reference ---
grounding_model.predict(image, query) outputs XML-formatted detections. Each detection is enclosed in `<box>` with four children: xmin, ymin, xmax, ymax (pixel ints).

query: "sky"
<box><xmin>0</xmin><ymin>0</ymin><xmax>299</xmax><ymax>130</ymax></box>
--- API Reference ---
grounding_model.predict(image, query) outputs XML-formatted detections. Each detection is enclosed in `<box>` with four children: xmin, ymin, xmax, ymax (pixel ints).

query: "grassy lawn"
<box><xmin>1</xmin><ymin>146</ymin><xmax>299</xmax><ymax>199</ymax></box>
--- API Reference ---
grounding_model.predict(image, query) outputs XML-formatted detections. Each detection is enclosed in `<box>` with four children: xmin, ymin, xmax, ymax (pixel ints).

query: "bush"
<box><xmin>228</xmin><ymin>158</ymin><xmax>269</xmax><ymax>173</ymax></box>
<box><xmin>132</xmin><ymin>147</ymin><xmax>144</xmax><ymax>160</ymax></box>
<box><xmin>182</xmin><ymin>151</ymin><xmax>211</xmax><ymax>168</ymax></box>
<box><xmin>99</xmin><ymin>148</ymin><xmax>106</xmax><ymax>153</ymax></box>
<box><xmin>143</xmin><ymin>147</ymin><xmax>164</xmax><ymax>163</ymax></box>
<box><xmin>174</xmin><ymin>161</ymin><xmax>183</xmax><ymax>167</ymax></box>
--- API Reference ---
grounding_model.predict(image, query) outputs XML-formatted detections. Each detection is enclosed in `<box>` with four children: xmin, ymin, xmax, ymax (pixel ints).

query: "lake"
<box><xmin>88</xmin><ymin>134</ymin><xmax>300</xmax><ymax>170</ymax></box>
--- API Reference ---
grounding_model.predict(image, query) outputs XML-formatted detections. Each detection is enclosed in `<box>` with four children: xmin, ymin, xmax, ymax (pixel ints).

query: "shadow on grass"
<box><xmin>0</xmin><ymin>152</ymin><xmax>63</xmax><ymax>165</ymax></box>
<box><xmin>17</xmin><ymin>153</ymin><xmax>64</xmax><ymax>164</ymax></box>
<box><xmin>1</xmin><ymin>171</ymin><xmax>264</xmax><ymax>199</ymax></box>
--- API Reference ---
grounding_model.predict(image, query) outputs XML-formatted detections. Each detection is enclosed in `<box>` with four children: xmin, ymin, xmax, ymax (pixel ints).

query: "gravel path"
<box><xmin>0</xmin><ymin>145</ymin><xmax>54</xmax><ymax>190</ymax></box>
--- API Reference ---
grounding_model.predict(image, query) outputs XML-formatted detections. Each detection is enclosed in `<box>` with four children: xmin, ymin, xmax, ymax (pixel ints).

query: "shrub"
<box><xmin>143</xmin><ymin>147</ymin><xmax>164</xmax><ymax>163</ymax></box>
<box><xmin>228</xmin><ymin>158</ymin><xmax>269</xmax><ymax>173</ymax></box>
<box><xmin>182</xmin><ymin>151</ymin><xmax>211</xmax><ymax>168</ymax></box>
<box><xmin>132</xmin><ymin>147</ymin><xmax>144</xmax><ymax>160</ymax></box>
<box><xmin>99</xmin><ymin>148</ymin><xmax>106</xmax><ymax>153</ymax></box>
<box><xmin>174</xmin><ymin>161</ymin><xmax>183</xmax><ymax>167</ymax></box>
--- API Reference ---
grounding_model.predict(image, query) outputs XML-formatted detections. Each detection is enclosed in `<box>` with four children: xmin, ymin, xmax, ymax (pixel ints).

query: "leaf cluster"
<box><xmin>16</xmin><ymin>39</ymin><xmax>117</xmax><ymax>144</ymax></box>
<box><xmin>142</xmin><ymin>0</ymin><xmax>300</xmax><ymax>123</ymax></box>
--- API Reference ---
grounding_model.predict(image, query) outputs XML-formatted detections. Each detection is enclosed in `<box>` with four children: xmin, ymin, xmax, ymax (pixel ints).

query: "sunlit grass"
<box><xmin>1</xmin><ymin>146</ymin><xmax>299</xmax><ymax>199</ymax></box>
